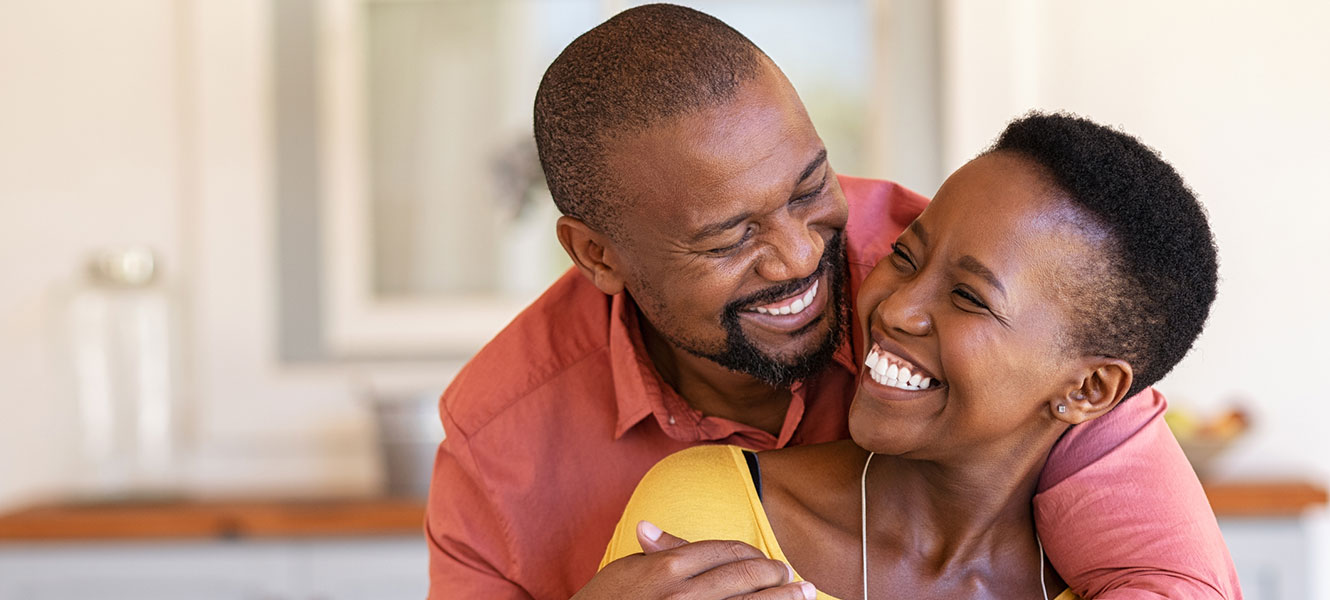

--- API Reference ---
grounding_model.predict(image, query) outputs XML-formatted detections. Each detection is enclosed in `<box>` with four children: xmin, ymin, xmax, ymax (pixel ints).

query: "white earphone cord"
<box><xmin>860</xmin><ymin>451</ymin><xmax>873</xmax><ymax>599</ymax></box>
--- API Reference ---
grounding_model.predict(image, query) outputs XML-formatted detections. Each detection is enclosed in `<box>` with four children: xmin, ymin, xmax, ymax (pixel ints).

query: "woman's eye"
<box><xmin>889</xmin><ymin>243</ymin><xmax>915</xmax><ymax>270</ymax></box>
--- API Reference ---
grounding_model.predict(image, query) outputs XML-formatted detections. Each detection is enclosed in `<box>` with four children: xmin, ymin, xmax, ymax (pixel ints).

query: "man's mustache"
<box><xmin>724</xmin><ymin>232</ymin><xmax>843</xmax><ymax>314</ymax></box>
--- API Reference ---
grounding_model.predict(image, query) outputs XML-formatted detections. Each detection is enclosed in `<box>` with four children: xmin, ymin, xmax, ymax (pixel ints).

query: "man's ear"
<box><xmin>1052</xmin><ymin>358</ymin><xmax>1133</xmax><ymax>425</ymax></box>
<box><xmin>556</xmin><ymin>215</ymin><xmax>627</xmax><ymax>296</ymax></box>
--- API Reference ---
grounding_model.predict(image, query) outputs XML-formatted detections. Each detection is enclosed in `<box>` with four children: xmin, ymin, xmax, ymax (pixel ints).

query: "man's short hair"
<box><xmin>533</xmin><ymin>4</ymin><xmax>768</xmax><ymax>238</ymax></box>
<box><xmin>990</xmin><ymin>112</ymin><xmax>1219</xmax><ymax>397</ymax></box>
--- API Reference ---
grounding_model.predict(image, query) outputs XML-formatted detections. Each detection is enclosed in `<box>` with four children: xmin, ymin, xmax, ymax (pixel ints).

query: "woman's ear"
<box><xmin>556</xmin><ymin>215</ymin><xmax>627</xmax><ymax>296</ymax></box>
<box><xmin>1052</xmin><ymin>359</ymin><xmax>1133</xmax><ymax>425</ymax></box>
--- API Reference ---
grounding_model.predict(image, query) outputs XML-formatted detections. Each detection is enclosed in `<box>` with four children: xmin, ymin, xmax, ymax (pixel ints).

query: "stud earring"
<box><xmin>1056</xmin><ymin>404</ymin><xmax>1068</xmax><ymax>414</ymax></box>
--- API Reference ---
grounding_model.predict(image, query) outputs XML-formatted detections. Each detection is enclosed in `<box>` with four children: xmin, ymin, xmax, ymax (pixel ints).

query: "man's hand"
<box><xmin>572</xmin><ymin>521</ymin><xmax>818</xmax><ymax>600</ymax></box>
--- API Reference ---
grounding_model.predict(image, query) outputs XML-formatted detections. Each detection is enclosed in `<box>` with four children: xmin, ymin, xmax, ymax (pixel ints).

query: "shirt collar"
<box><xmin>831</xmin><ymin>314</ymin><xmax>860</xmax><ymax>375</ymax></box>
<box><xmin>608</xmin><ymin>292</ymin><xmax>664</xmax><ymax>439</ymax></box>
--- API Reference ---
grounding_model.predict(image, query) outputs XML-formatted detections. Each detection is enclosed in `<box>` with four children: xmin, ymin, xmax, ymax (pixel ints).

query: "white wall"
<box><xmin>0</xmin><ymin>1</ymin><xmax>420</xmax><ymax>510</ymax></box>
<box><xmin>942</xmin><ymin>0</ymin><xmax>1330</xmax><ymax>482</ymax></box>
<box><xmin>182</xmin><ymin>0</ymin><xmax>383</xmax><ymax>499</ymax></box>
<box><xmin>941</xmin><ymin>0</ymin><xmax>1330</xmax><ymax>591</ymax></box>
<box><xmin>0</xmin><ymin>0</ymin><xmax>184</xmax><ymax>505</ymax></box>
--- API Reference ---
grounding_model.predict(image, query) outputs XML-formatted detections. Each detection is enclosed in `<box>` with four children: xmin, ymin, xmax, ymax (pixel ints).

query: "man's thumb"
<box><xmin>637</xmin><ymin>520</ymin><xmax>689</xmax><ymax>553</ymax></box>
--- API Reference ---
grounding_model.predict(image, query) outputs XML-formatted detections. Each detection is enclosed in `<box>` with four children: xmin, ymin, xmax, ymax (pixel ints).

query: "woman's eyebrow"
<box><xmin>958</xmin><ymin>255</ymin><xmax>1007</xmax><ymax>297</ymax></box>
<box><xmin>906</xmin><ymin>222</ymin><xmax>929</xmax><ymax>246</ymax></box>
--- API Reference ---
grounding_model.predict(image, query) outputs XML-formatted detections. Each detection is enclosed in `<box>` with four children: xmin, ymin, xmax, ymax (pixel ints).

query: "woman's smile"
<box><xmin>863</xmin><ymin>342</ymin><xmax>942</xmax><ymax>391</ymax></box>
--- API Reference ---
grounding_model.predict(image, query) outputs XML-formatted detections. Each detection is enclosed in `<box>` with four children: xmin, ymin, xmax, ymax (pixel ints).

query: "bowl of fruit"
<box><xmin>1164</xmin><ymin>406</ymin><xmax>1249</xmax><ymax>481</ymax></box>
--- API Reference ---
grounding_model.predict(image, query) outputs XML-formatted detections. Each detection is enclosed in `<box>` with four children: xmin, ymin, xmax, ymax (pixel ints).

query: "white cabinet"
<box><xmin>298</xmin><ymin>539</ymin><xmax>428</xmax><ymax>600</ymax></box>
<box><xmin>1219</xmin><ymin>517</ymin><xmax>1319</xmax><ymax>600</ymax></box>
<box><xmin>0</xmin><ymin>537</ymin><xmax>424</xmax><ymax>600</ymax></box>
<box><xmin>1</xmin><ymin>517</ymin><xmax>1322</xmax><ymax>599</ymax></box>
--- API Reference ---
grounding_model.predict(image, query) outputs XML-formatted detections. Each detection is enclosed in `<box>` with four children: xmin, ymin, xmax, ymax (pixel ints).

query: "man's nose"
<box><xmin>755</xmin><ymin>218</ymin><xmax>823</xmax><ymax>282</ymax></box>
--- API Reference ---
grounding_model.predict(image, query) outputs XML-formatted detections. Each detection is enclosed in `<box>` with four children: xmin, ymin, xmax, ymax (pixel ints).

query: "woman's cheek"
<box><xmin>856</xmin><ymin>264</ymin><xmax>895</xmax><ymax>325</ymax></box>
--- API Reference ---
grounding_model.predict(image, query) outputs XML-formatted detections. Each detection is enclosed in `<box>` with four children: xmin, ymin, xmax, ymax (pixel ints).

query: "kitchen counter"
<box><xmin>0</xmin><ymin>498</ymin><xmax>426</xmax><ymax>541</ymax></box>
<box><xmin>1202</xmin><ymin>481</ymin><xmax>1328</xmax><ymax>517</ymax></box>
<box><xmin>0</xmin><ymin>485</ymin><xmax>1324</xmax><ymax>600</ymax></box>
<box><xmin>0</xmin><ymin>481</ymin><xmax>1324</xmax><ymax>542</ymax></box>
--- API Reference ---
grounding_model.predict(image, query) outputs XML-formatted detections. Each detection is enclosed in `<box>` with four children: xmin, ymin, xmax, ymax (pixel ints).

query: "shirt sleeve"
<box><xmin>1034</xmin><ymin>388</ymin><xmax>1242</xmax><ymax>599</ymax></box>
<box><xmin>426</xmin><ymin>404</ymin><xmax>534</xmax><ymax>600</ymax></box>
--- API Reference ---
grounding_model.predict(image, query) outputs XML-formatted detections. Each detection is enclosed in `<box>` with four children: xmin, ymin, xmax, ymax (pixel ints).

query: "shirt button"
<box><xmin>668</xmin><ymin>416</ymin><xmax>676</xmax><ymax>425</ymax></box>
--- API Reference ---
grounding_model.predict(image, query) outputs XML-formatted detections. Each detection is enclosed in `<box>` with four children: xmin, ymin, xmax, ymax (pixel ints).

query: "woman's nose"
<box><xmin>876</xmin><ymin>283</ymin><xmax>932</xmax><ymax>337</ymax></box>
<box><xmin>755</xmin><ymin>219</ymin><xmax>823</xmax><ymax>282</ymax></box>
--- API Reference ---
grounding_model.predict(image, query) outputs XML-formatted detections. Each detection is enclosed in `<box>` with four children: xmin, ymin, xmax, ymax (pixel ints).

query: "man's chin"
<box><xmin>724</xmin><ymin>289</ymin><xmax>846</xmax><ymax>386</ymax></box>
<box><xmin>718</xmin><ymin>323</ymin><xmax>840</xmax><ymax>388</ymax></box>
<box><xmin>737</xmin><ymin>314</ymin><xmax>831</xmax><ymax>361</ymax></box>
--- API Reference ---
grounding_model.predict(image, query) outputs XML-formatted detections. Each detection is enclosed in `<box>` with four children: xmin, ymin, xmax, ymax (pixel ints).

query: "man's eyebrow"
<box><xmin>688</xmin><ymin>211</ymin><xmax>753</xmax><ymax>244</ymax></box>
<box><xmin>958</xmin><ymin>255</ymin><xmax>1007</xmax><ymax>297</ymax></box>
<box><xmin>797</xmin><ymin>148</ymin><xmax>828</xmax><ymax>185</ymax></box>
<box><xmin>688</xmin><ymin>149</ymin><xmax>830</xmax><ymax>245</ymax></box>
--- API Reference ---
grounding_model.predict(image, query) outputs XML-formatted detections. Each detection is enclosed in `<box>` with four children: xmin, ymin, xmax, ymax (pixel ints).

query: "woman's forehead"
<box><xmin>919</xmin><ymin>155</ymin><xmax>1098</xmax><ymax>287</ymax></box>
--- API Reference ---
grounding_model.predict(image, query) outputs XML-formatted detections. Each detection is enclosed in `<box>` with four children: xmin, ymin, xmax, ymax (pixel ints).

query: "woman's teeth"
<box><xmin>753</xmin><ymin>280</ymin><xmax>819</xmax><ymax>315</ymax></box>
<box><xmin>864</xmin><ymin>345</ymin><xmax>936</xmax><ymax>391</ymax></box>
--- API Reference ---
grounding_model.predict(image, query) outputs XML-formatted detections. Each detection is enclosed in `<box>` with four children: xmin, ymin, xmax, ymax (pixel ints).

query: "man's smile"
<box><xmin>751</xmin><ymin>279</ymin><xmax>819</xmax><ymax>316</ymax></box>
<box><xmin>737</xmin><ymin>271</ymin><xmax>829</xmax><ymax>335</ymax></box>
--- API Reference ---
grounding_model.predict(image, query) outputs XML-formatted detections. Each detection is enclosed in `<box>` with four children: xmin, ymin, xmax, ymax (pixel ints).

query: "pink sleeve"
<box><xmin>1034</xmin><ymin>388</ymin><xmax>1243</xmax><ymax>599</ymax></box>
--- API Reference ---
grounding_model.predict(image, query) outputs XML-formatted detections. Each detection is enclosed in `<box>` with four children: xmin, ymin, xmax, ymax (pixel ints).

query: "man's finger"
<box><xmin>642</xmin><ymin>538</ymin><xmax>770</xmax><ymax>582</ymax></box>
<box><xmin>682</xmin><ymin>555</ymin><xmax>794</xmax><ymax>598</ymax></box>
<box><xmin>728</xmin><ymin>581</ymin><xmax>818</xmax><ymax>600</ymax></box>
<box><xmin>638</xmin><ymin>520</ymin><xmax>690</xmax><ymax>553</ymax></box>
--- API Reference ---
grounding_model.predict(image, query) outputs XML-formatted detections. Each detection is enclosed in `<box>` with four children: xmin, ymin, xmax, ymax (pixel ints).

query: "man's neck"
<box><xmin>639</xmin><ymin>318</ymin><xmax>792</xmax><ymax>436</ymax></box>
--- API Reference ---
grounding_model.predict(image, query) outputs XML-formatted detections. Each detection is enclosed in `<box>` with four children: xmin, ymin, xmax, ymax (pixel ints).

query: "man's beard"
<box><xmin>673</xmin><ymin>231</ymin><xmax>849</xmax><ymax>388</ymax></box>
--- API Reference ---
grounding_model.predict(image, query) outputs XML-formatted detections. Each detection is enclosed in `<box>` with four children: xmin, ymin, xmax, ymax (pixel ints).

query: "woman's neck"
<box><xmin>867</xmin><ymin>452</ymin><xmax>1043</xmax><ymax>561</ymax></box>
<box><xmin>761</xmin><ymin>428</ymin><xmax>1071</xmax><ymax>598</ymax></box>
<box><xmin>859</xmin><ymin>426</ymin><xmax>1067</xmax><ymax>596</ymax></box>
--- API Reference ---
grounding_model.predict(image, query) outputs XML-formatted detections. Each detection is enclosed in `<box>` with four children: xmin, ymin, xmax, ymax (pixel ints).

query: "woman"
<box><xmin>599</xmin><ymin>112</ymin><xmax>1219</xmax><ymax>599</ymax></box>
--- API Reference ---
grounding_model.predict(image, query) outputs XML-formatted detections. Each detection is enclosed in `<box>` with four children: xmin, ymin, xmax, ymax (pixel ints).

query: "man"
<box><xmin>427</xmin><ymin>5</ymin><xmax>1239</xmax><ymax>599</ymax></box>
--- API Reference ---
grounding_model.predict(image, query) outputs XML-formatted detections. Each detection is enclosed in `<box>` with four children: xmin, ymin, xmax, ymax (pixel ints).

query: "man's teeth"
<box><xmin>754</xmin><ymin>280</ymin><xmax>819</xmax><ymax>316</ymax></box>
<box><xmin>863</xmin><ymin>345</ymin><xmax>936</xmax><ymax>391</ymax></box>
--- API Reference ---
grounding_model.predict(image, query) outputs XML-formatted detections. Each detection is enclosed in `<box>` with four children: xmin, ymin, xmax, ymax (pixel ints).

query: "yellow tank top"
<box><xmin>600</xmin><ymin>445</ymin><xmax>1078</xmax><ymax>600</ymax></box>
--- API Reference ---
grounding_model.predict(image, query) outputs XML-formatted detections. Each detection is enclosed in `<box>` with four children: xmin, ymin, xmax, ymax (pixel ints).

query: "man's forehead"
<box><xmin>619</xmin><ymin>138</ymin><xmax>827</xmax><ymax>240</ymax></box>
<box><xmin>604</xmin><ymin>72</ymin><xmax>823</xmax><ymax>236</ymax></box>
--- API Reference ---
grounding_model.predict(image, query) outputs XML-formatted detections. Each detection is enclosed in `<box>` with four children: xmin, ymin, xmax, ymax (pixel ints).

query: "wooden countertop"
<box><xmin>0</xmin><ymin>498</ymin><xmax>427</xmax><ymax>542</ymax></box>
<box><xmin>1202</xmin><ymin>481</ymin><xmax>1328</xmax><ymax>518</ymax></box>
<box><xmin>0</xmin><ymin>482</ymin><xmax>1324</xmax><ymax>542</ymax></box>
